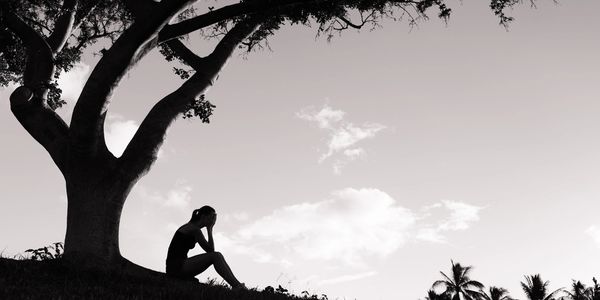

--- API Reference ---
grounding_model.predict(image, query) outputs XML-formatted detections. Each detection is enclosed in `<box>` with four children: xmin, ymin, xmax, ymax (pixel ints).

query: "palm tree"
<box><xmin>425</xmin><ymin>289</ymin><xmax>452</xmax><ymax>300</ymax></box>
<box><xmin>564</xmin><ymin>280</ymin><xmax>591</xmax><ymax>300</ymax></box>
<box><xmin>479</xmin><ymin>287</ymin><xmax>517</xmax><ymax>300</ymax></box>
<box><xmin>590</xmin><ymin>278</ymin><xmax>600</xmax><ymax>300</ymax></box>
<box><xmin>432</xmin><ymin>260</ymin><xmax>485</xmax><ymax>300</ymax></box>
<box><xmin>520</xmin><ymin>274</ymin><xmax>563</xmax><ymax>300</ymax></box>
<box><xmin>588</xmin><ymin>277</ymin><xmax>600</xmax><ymax>300</ymax></box>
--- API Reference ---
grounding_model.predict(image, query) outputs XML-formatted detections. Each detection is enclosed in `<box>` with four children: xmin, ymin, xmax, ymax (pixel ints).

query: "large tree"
<box><xmin>0</xmin><ymin>0</ymin><xmax>524</xmax><ymax>267</ymax></box>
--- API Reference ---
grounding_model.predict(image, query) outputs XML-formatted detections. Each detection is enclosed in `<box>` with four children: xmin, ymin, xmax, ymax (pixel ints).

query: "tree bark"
<box><xmin>62</xmin><ymin>155</ymin><xmax>134</xmax><ymax>264</ymax></box>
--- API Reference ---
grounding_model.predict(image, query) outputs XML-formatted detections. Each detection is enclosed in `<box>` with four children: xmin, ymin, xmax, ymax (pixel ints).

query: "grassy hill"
<box><xmin>0</xmin><ymin>256</ymin><xmax>328</xmax><ymax>300</ymax></box>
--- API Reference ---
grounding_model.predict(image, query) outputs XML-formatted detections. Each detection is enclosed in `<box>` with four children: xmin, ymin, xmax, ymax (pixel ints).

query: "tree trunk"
<box><xmin>62</xmin><ymin>155</ymin><xmax>135</xmax><ymax>265</ymax></box>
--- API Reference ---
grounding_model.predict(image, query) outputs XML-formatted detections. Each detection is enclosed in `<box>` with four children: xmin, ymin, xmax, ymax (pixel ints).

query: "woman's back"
<box><xmin>166</xmin><ymin>225</ymin><xmax>196</xmax><ymax>276</ymax></box>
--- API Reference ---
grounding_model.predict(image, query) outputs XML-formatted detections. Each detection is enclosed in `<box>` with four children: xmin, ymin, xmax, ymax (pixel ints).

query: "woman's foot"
<box><xmin>232</xmin><ymin>283</ymin><xmax>247</xmax><ymax>291</ymax></box>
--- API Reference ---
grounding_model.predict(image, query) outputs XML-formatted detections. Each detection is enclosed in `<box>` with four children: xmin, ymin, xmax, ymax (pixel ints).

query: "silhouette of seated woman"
<box><xmin>166</xmin><ymin>205</ymin><xmax>244</xmax><ymax>289</ymax></box>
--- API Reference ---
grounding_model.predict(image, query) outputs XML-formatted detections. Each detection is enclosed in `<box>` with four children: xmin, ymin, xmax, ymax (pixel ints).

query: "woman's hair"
<box><xmin>190</xmin><ymin>205</ymin><xmax>216</xmax><ymax>222</ymax></box>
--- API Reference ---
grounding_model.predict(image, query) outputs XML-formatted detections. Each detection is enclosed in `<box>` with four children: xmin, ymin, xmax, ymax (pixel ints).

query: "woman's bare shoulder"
<box><xmin>178</xmin><ymin>223</ymin><xmax>201</xmax><ymax>235</ymax></box>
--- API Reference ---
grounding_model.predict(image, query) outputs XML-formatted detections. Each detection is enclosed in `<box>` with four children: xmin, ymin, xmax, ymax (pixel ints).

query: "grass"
<box><xmin>0</xmin><ymin>250</ymin><xmax>329</xmax><ymax>300</ymax></box>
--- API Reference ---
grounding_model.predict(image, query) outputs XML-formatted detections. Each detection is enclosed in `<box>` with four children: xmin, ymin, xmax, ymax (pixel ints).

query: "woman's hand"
<box><xmin>208</xmin><ymin>214</ymin><xmax>217</xmax><ymax>230</ymax></box>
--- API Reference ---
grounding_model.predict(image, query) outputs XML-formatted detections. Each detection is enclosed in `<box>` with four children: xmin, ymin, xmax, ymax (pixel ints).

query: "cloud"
<box><xmin>222</xmin><ymin>212</ymin><xmax>251</xmax><ymax>222</ymax></box>
<box><xmin>318</xmin><ymin>271</ymin><xmax>377</xmax><ymax>286</ymax></box>
<box><xmin>136</xmin><ymin>183</ymin><xmax>193</xmax><ymax>210</ymax></box>
<box><xmin>586</xmin><ymin>225</ymin><xmax>600</xmax><ymax>247</ymax></box>
<box><xmin>416</xmin><ymin>227</ymin><xmax>447</xmax><ymax>243</ymax></box>
<box><xmin>218</xmin><ymin>189</ymin><xmax>483</xmax><ymax>267</ymax></box>
<box><xmin>323</xmin><ymin>123</ymin><xmax>385</xmax><ymax>161</ymax></box>
<box><xmin>104</xmin><ymin>114</ymin><xmax>140</xmax><ymax>157</ymax></box>
<box><xmin>416</xmin><ymin>200</ymin><xmax>483</xmax><ymax>243</ymax></box>
<box><xmin>297</xmin><ymin>105</ymin><xmax>345</xmax><ymax>129</ymax></box>
<box><xmin>241</xmin><ymin>188</ymin><xmax>415</xmax><ymax>265</ymax></box>
<box><xmin>163</xmin><ymin>185</ymin><xmax>193</xmax><ymax>209</ymax></box>
<box><xmin>57</xmin><ymin>62</ymin><xmax>91</xmax><ymax>103</ymax></box>
<box><xmin>297</xmin><ymin>104</ymin><xmax>385</xmax><ymax>174</ymax></box>
<box><xmin>343</xmin><ymin>148</ymin><xmax>365</xmax><ymax>160</ymax></box>
<box><xmin>213</xmin><ymin>232</ymin><xmax>277</xmax><ymax>264</ymax></box>
<box><xmin>438</xmin><ymin>200</ymin><xmax>482</xmax><ymax>231</ymax></box>
<box><xmin>223</xmin><ymin>188</ymin><xmax>416</xmax><ymax>266</ymax></box>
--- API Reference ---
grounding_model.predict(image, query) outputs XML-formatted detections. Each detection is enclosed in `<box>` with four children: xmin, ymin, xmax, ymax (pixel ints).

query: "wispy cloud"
<box><xmin>439</xmin><ymin>200</ymin><xmax>482</xmax><ymax>231</ymax></box>
<box><xmin>104</xmin><ymin>114</ymin><xmax>140</xmax><ymax>157</ymax></box>
<box><xmin>217</xmin><ymin>188</ymin><xmax>483</xmax><ymax>267</ymax></box>
<box><xmin>135</xmin><ymin>182</ymin><xmax>193</xmax><ymax>210</ymax></box>
<box><xmin>586</xmin><ymin>225</ymin><xmax>600</xmax><ymax>247</ymax></box>
<box><xmin>224</xmin><ymin>188</ymin><xmax>415</xmax><ymax>266</ymax></box>
<box><xmin>163</xmin><ymin>185</ymin><xmax>193</xmax><ymax>209</ymax></box>
<box><xmin>416</xmin><ymin>200</ymin><xmax>483</xmax><ymax>243</ymax></box>
<box><xmin>318</xmin><ymin>271</ymin><xmax>377</xmax><ymax>286</ymax></box>
<box><xmin>213</xmin><ymin>232</ymin><xmax>278</xmax><ymax>264</ymax></box>
<box><xmin>221</xmin><ymin>212</ymin><xmax>251</xmax><ymax>222</ymax></box>
<box><xmin>297</xmin><ymin>104</ymin><xmax>385</xmax><ymax>174</ymax></box>
<box><xmin>297</xmin><ymin>105</ymin><xmax>345</xmax><ymax>129</ymax></box>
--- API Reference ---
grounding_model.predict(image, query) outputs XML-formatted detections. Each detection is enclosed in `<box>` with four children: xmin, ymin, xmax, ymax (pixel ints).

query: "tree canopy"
<box><xmin>1</xmin><ymin>0</ymin><xmax>522</xmax><ymax>113</ymax></box>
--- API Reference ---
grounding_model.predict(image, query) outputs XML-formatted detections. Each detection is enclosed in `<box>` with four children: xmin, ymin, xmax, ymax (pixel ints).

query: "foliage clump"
<box><xmin>24</xmin><ymin>242</ymin><xmax>63</xmax><ymax>261</ymax></box>
<box><xmin>1</xmin><ymin>0</ymin><xmax>526</xmax><ymax>118</ymax></box>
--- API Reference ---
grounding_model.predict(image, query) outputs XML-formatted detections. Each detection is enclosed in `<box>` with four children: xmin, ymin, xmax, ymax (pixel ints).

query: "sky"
<box><xmin>1</xmin><ymin>1</ymin><xmax>600</xmax><ymax>299</ymax></box>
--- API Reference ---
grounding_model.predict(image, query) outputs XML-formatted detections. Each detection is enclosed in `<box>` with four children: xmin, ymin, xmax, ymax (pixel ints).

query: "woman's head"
<box><xmin>190</xmin><ymin>205</ymin><xmax>216</xmax><ymax>225</ymax></box>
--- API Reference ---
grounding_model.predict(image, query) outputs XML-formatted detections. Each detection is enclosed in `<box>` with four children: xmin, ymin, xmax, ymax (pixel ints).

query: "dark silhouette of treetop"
<box><xmin>433</xmin><ymin>260</ymin><xmax>484</xmax><ymax>300</ymax></box>
<box><xmin>1</xmin><ymin>0</ymin><xmax>531</xmax><ymax>269</ymax></box>
<box><xmin>479</xmin><ymin>286</ymin><xmax>516</xmax><ymax>300</ymax></box>
<box><xmin>521</xmin><ymin>274</ymin><xmax>563</xmax><ymax>300</ymax></box>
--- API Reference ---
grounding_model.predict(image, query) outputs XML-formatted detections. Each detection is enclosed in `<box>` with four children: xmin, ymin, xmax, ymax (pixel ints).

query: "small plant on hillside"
<box><xmin>300</xmin><ymin>290</ymin><xmax>329</xmax><ymax>300</ymax></box>
<box><xmin>265</xmin><ymin>285</ymin><xmax>291</xmax><ymax>295</ymax></box>
<box><xmin>23</xmin><ymin>242</ymin><xmax>63</xmax><ymax>261</ymax></box>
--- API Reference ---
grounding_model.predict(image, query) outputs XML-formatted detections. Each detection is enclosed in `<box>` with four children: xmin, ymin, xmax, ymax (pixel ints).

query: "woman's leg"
<box><xmin>181</xmin><ymin>252</ymin><xmax>242</xmax><ymax>288</ymax></box>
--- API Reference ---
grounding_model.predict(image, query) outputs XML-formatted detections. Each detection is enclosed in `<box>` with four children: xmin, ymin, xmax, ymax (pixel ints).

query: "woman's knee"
<box><xmin>210</xmin><ymin>251</ymin><xmax>224</xmax><ymax>261</ymax></box>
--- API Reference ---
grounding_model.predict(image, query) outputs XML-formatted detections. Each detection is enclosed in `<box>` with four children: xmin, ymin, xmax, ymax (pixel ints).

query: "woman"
<box><xmin>166</xmin><ymin>205</ymin><xmax>245</xmax><ymax>289</ymax></box>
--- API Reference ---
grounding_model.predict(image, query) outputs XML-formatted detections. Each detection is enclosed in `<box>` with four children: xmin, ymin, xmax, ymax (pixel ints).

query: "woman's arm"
<box><xmin>194</xmin><ymin>228</ymin><xmax>215</xmax><ymax>253</ymax></box>
<box><xmin>206</xmin><ymin>214</ymin><xmax>216</xmax><ymax>252</ymax></box>
<box><xmin>206</xmin><ymin>226</ymin><xmax>215</xmax><ymax>252</ymax></box>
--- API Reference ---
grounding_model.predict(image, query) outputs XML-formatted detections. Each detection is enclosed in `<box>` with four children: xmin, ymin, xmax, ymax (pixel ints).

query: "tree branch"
<box><xmin>158</xmin><ymin>0</ymin><xmax>319</xmax><ymax>42</ymax></box>
<box><xmin>119</xmin><ymin>19</ymin><xmax>259</xmax><ymax>179</ymax></box>
<box><xmin>1</xmin><ymin>6</ymin><xmax>70</xmax><ymax>172</ymax></box>
<box><xmin>164</xmin><ymin>39</ymin><xmax>205</xmax><ymax>69</ymax></box>
<box><xmin>124</xmin><ymin>0</ymin><xmax>159</xmax><ymax>20</ymax></box>
<box><xmin>337</xmin><ymin>15</ymin><xmax>364</xmax><ymax>29</ymax></box>
<box><xmin>21</xmin><ymin>14</ymin><xmax>52</xmax><ymax>35</ymax></box>
<box><xmin>47</xmin><ymin>0</ymin><xmax>78</xmax><ymax>53</ymax></box>
<box><xmin>69</xmin><ymin>0</ymin><xmax>195</xmax><ymax>157</ymax></box>
<box><xmin>1</xmin><ymin>6</ymin><xmax>54</xmax><ymax>97</ymax></box>
<box><xmin>9</xmin><ymin>85</ymin><xmax>69</xmax><ymax>174</ymax></box>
